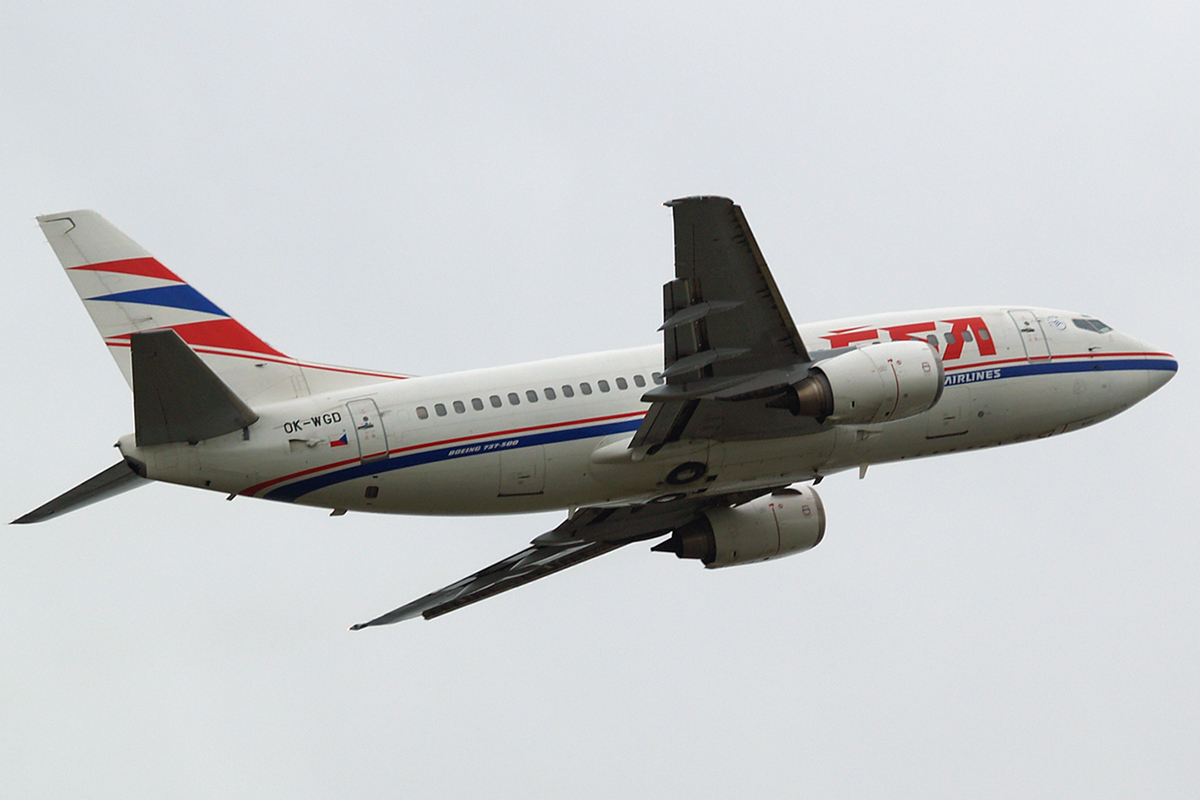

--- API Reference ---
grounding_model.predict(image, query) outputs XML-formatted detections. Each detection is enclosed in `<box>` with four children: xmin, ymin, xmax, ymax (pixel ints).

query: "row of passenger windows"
<box><xmin>414</xmin><ymin>373</ymin><xmax>665</xmax><ymax>420</ymax></box>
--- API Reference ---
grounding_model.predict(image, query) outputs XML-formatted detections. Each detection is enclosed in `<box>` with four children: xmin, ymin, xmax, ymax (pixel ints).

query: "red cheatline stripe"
<box><xmin>944</xmin><ymin>351</ymin><xmax>1171</xmax><ymax>372</ymax></box>
<box><xmin>388</xmin><ymin>411</ymin><xmax>647</xmax><ymax>456</ymax></box>
<box><xmin>240</xmin><ymin>456</ymin><xmax>364</xmax><ymax>496</ymax></box>
<box><xmin>943</xmin><ymin>356</ymin><xmax>1026</xmax><ymax>372</ymax></box>
<box><xmin>296</xmin><ymin>364</ymin><xmax>409</xmax><ymax>380</ymax></box>
<box><xmin>107</xmin><ymin>318</ymin><xmax>287</xmax><ymax>358</ymax></box>
<box><xmin>69</xmin><ymin>257</ymin><xmax>183</xmax><ymax>282</ymax></box>
<box><xmin>241</xmin><ymin>410</ymin><xmax>647</xmax><ymax>497</ymax></box>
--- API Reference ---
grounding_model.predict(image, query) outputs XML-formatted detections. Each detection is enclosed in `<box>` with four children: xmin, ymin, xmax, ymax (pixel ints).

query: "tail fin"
<box><xmin>38</xmin><ymin>211</ymin><xmax>405</xmax><ymax>403</ymax></box>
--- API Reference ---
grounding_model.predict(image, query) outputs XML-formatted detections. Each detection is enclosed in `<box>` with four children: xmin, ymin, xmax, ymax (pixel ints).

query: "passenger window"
<box><xmin>453</xmin><ymin>400</ymin><xmax>466</xmax><ymax>414</ymax></box>
<box><xmin>561</xmin><ymin>385</ymin><xmax>575</xmax><ymax>398</ymax></box>
<box><xmin>633</xmin><ymin>374</ymin><xmax>646</xmax><ymax>388</ymax></box>
<box><xmin>471</xmin><ymin>398</ymin><xmax>484</xmax><ymax>411</ymax></box>
<box><xmin>652</xmin><ymin>372</ymin><xmax>665</xmax><ymax>385</ymax></box>
<box><xmin>962</xmin><ymin>331</ymin><xmax>974</xmax><ymax>343</ymax></box>
<box><xmin>615</xmin><ymin>377</ymin><xmax>628</xmax><ymax>390</ymax></box>
<box><xmin>526</xmin><ymin>389</ymin><xmax>539</xmax><ymax>403</ymax></box>
<box><xmin>926</xmin><ymin>335</ymin><xmax>938</xmax><ymax>348</ymax></box>
<box><xmin>435</xmin><ymin>403</ymin><xmax>447</xmax><ymax>417</ymax></box>
<box><xmin>416</xmin><ymin>406</ymin><xmax>429</xmax><ymax>420</ymax></box>
<box><xmin>580</xmin><ymin>382</ymin><xmax>593</xmax><ymax>395</ymax></box>
<box><xmin>544</xmin><ymin>387</ymin><xmax>557</xmax><ymax>400</ymax></box>
<box><xmin>490</xmin><ymin>395</ymin><xmax>503</xmax><ymax>408</ymax></box>
<box><xmin>508</xmin><ymin>392</ymin><xmax>520</xmax><ymax>406</ymax></box>
<box><xmin>978</xmin><ymin>328</ymin><xmax>991</xmax><ymax>341</ymax></box>
<box><xmin>944</xmin><ymin>332</ymin><xmax>957</xmax><ymax>345</ymax></box>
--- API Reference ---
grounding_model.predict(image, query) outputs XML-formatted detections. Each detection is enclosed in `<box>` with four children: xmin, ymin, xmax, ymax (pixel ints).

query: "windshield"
<box><xmin>1073</xmin><ymin>318</ymin><xmax>1113</xmax><ymax>334</ymax></box>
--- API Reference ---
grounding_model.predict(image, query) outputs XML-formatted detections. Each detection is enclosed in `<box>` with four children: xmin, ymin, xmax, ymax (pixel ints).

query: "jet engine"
<box><xmin>653</xmin><ymin>486</ymin><xmax>826</xmax><ymax>568</ymax></box>
<box><xmin>782</xmin><ymin>340</ymin><xmax>944</xmax><ymax>425</ymax></box>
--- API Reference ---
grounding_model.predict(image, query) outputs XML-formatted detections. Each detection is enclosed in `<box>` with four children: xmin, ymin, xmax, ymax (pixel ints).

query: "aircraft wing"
<box><xmin>632</xmin><ymin>196</ymin><xmax>818</xmax><ymax>449</ymax></box>
<box><xmin>349</xmin><ymin>488</ymin><xmax>772</xmax><ymax>628</ymax></box>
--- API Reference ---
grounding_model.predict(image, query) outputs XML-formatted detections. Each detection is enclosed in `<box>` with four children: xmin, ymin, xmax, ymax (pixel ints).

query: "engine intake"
<box><xmin>653</xmin><ymin>486</ymin><xmax>826</xmax><ymax>568</ymax></box>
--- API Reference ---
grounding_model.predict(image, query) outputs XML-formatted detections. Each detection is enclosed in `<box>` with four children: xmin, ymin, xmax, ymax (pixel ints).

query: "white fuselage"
<box><xmin>118</xmin><ymin>306</ymin><xmax>1176</xmax><ymax>516</ymax></box>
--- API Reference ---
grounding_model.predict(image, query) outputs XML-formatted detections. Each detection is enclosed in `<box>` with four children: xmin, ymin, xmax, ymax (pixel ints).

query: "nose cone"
<box><xmin>1146</xmin><ymin>351</ymin><xmax>1178</xmax><ymax>395</ymax></box>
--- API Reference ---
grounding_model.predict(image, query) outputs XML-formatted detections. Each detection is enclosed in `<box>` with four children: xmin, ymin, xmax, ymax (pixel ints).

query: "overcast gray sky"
<box><xmin>3</xmin><ymin>2</ymin><xmax>1197</xmax><ymax>797</ymax></box>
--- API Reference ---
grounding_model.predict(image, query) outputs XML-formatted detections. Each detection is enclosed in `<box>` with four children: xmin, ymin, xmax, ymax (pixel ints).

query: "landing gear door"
<box><xmin>347</xmin><ymin>399</ymin><xmax>388</xmax><ymax>462</ymax></box>
<box><xmin>1008</xmin><ymin>309</ymin><xmax>1051</xmax><ymax>362</ymax></box>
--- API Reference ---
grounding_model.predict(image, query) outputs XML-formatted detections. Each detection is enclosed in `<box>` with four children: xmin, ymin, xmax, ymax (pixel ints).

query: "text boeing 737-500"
<box><xmin>13</xmin><ymin>197</ymin><xmax>1177</xmax><ymax>628</ymax></box>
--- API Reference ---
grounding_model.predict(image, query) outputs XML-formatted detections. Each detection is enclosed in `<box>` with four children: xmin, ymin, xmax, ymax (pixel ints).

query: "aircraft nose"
<box><xmin>1145</xmin><ymin>351</ymin><xmax>1177</xmax><ymax>396</ymax></box>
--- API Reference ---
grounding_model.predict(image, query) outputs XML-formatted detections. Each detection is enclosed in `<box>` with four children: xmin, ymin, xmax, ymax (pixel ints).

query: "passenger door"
<box><xmin>1008</xmin><ymin>309</ymin><xmax>1051</xmax><ymax>362</ymax></box>
<box><xmin>346</xmin><ymin>398</ymin><xmax>389</xmax><ymax>463</ymax></box>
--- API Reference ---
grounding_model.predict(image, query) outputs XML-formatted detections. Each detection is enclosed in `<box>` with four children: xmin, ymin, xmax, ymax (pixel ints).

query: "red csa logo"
<box><xmin>820</xmin><ymin>316</ymin><xmax>996</xmax><ymax>361</ymax></box>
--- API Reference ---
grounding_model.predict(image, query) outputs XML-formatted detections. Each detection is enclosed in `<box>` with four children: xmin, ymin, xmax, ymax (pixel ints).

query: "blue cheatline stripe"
<box><xmin>86</xmin><ymin>285</ymin><xmax>227</xmax><ymax>317</ymax></box>
<box><xmin>1007</xmin><ymin>358</ymin><xmax>1177</xmax><ymax>377</ymax></box>
<box><xmin>947</xmin><ymin>357</ymin><xmax>1176</xmax><ymax>387</ymax></box>
<box><xmin>263</xmin><ymin>417</ymin><xmax>643</xmax><ymax>503</ymax></box>
<box><xmin>264</xmin><ymin>356</ymin><xmax>1176</xmax><ymax>503</ymax></box>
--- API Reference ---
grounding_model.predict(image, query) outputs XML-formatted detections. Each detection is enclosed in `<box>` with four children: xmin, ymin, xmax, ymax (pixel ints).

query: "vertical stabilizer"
<box><xmin>37</xmin><ymin>211</ymin><xmax>409</xmax><ymax>404</ymax></box>
<box><xmin>38</xmin><ymin>210</ymin><xmax>306</xmax><ymax>403</ymax></box>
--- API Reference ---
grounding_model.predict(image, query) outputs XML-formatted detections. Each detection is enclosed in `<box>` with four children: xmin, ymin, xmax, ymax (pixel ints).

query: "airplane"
<box><xmin>13</xmin><ymin>197</ymin><xmax>1177</xmax><ymax>628</ymax></box>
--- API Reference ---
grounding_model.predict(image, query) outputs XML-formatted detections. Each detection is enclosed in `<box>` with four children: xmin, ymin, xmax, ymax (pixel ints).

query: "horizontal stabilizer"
<box><xmin>12</xmin><ymin>460</ymin><xmax>147</xmax><ymax>524</ymax></box>
<box><xmin>132</xmin><ymin>329</ymin><xmax>259</xmax><ymax>446</ymax></box>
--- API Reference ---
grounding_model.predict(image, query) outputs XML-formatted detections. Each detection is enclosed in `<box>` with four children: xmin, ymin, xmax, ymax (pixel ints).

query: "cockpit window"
<box><xmin>1073</xmin><ymin>318</ymin><xmax>1113</xmax><ymax>334</ymax></box>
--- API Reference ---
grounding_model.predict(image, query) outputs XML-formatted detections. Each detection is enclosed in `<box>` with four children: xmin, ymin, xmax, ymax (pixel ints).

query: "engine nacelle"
<box><xmin>788</xmin><ymin>340</ymin><xmax>944</xmax><ymax>425</ymax></box>
<box><xmin>653</xmin><ymin>486</ymin><xmax>826</xmax><ymax>568</ymax></box>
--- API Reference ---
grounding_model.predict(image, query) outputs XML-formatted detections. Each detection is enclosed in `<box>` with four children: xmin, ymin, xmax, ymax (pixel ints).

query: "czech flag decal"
<box><xmin>330</xmin><ymin>434</ymin><xmax>349</xmax><ymax>448</ymax></box>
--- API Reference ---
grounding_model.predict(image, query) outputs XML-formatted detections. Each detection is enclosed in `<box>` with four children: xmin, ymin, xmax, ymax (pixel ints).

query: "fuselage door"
<box><xmin>346</xmin><ymin>398</ymin><xmax>389</xmax><ymax>462</ymax></box>
<box><xmin>1008</xmin><ymin>309</ymin><xmax>1051</xmax><ymax>362</ymax></box>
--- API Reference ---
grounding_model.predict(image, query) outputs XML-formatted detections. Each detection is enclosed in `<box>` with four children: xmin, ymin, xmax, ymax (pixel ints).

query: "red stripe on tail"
<box><xmin>69</xmin><ymin>257</ymin><xmax>184</xmax><ymax>282</ymax></box>
<box><xmin>109</xmin><ymin>318</ymin><xmax>288</xmax><ymax>358</ymax></box>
